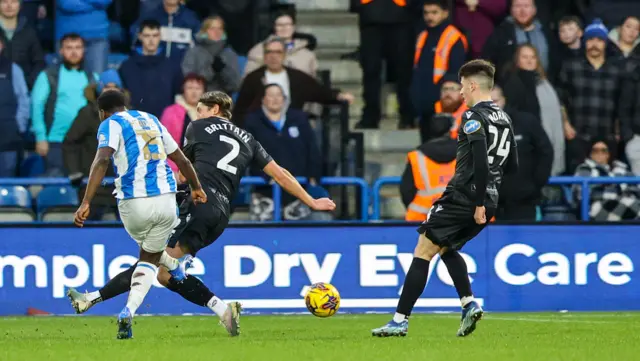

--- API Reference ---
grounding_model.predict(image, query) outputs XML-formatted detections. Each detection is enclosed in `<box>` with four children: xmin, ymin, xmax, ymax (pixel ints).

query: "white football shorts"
<box><xmin>118</xmin><ymin>193</ymin><xmax>179</xmax><ymax>253</ymax></box>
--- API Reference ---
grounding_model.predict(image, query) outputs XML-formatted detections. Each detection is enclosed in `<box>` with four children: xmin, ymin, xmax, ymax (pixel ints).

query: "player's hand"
<box><xmin>191</xmin><ymin>188</ymin><xmax>207</xmax><ymax>204</ymax></box>
<box><xmin>74</xmin><ymin>202</ymin><xmax>90</xmax><ymax>228</ymax></box>
<box><xmin>564</xmin><ymin>122</ymin><xmax>576</xmax><ymax>140</ymax></box>
<box><xmin>474</xmin><ymin>206</ymin><xmax>486</xmax><ymax>225</ymax></box>
<box><xmin>36</xmin><ymin>141</ymin><xmax>49</xmax><ymax>157</ymax></box>
<box><xmin>311</xmin><ymin>198</ymin><xmax>336</xmax><ymax>211</ymax></box>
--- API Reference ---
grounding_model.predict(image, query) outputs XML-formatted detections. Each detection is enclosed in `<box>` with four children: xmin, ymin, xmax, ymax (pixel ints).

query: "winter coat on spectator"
<box><xmin>574</xmin><ymin>158</ymin><xmax>640</xmax><ymax>221</ymax></box>
<box><xmin>500</xmin><ymin>107</ymin><xmax>554</xmax><ymax>207</ymax></box>
<box><xmin>132</xmin><ymin>4</ymin><xmax>200</xmax><ymax>64</ymax></box>
<box><xmin>0</xmin><ymin>55</ymin><xmax>29</xmax><ymax>152</ymax></box>
<box><xmin>608</xmin><ymin>27</ymin><xmax>640</xmax><ymax>59</ymax></box>
<box><xmin>351</xmin><ymin>0</ymin><xmax>413</xmax><ymax>25</ymax></box>
<box><xmin>587</xmin><ymin>0</ymin><xmax>640</xmax><ymax>30</ymax></box>
<box><xmin>56</xmin><ymin>0</ymin><xmax>112</xmax><ymax>41</ymax></box>
<box><xmin>62</xmin><ymin>83</ymin><xmax>118</xmax><ymax>208</ymax></box>
<box><xmin>483</xmin><ymin>16</ymin><xmax>561</xmax><ymax>84</ymax></box>
<box><xmin>0</xmin><ymin>16</ymin><xmax>44</xmax><ymax>89</ymax></box>
<box><xmin>119</xmin><ymin>50</ymin><xmax>183</xmax><ymax>119</ymax></box>
<box><xmin>233</xmin><ymin>66</ymin><xmax>341</xmax><ymax>127</ymax></box>
<box><xmin>620</xmin><ymin>59</ymin><xmax>640</xmax><ymax>142</ymax></box>
<box><xmin>245</xmin><ymin>108</ymin><xmax>322</xmax><ymax>182</ymax></box>
<box><xmin>453</xmin><ymin>0</ymin><xmax>507</xmax><ymax>59</ymax></box>
<box><xmin>181</xmin><ymin>34</ymin><xmax>240</xmax><ymax>94</ymax></box>
<box><xmin>244</xmin><ymin>38</ymin><xmax>318</xmax><ymax>77</ymax></box>
<box><xmin>160</xmin><ymin>95</ymin><xmax>198</xmax><ymax>173</ymax></box>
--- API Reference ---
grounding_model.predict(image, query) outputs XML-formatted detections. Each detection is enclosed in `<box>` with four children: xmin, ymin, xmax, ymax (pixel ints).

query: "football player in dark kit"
<box><xmin>372</xmin><ymin>59</ymin><xmax>518</xmax><ymax>338</ymax></box>
<box><xmin>68</xmin><ymin>91</ymin><xmax>336</xmax><ymax>337</ymax></box>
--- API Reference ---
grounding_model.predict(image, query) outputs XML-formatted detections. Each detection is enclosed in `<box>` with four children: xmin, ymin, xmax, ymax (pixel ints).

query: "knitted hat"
<box><xmin>584</xmin><ymin>19</ymin><xmax>608</xmax><ymax>42</ymax></box>
<box><xmin>98</xmin><ymin>69</ymin><xmax>123</xmax><ymax>93</ymax></box>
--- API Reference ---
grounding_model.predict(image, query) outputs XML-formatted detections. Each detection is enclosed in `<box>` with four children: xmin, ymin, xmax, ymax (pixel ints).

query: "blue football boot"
<box><xmin>371</xmin><ymin>319</ymin><xmax>409</xmax><ymax>337</ymax></box>
<box><xmin>457</xmin><ymin>301</ymin><xmax>483</xmax><ymax>337</ymax></box>
<box><xmin>168</xmin><ymin>255</ymin><xmax>193</xmax><ymax>282</ymax></box>
<box><xmin>116</xmin><ymin>307</ymin><xmax>133</xmax><ymax>340</ymax></box>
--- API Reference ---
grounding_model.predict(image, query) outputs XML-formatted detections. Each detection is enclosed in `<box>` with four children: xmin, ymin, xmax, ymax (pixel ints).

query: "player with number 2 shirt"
<box><xmin>372</xmin><ymin>59</ymin><xmax>518</xmax><ymax>339</ymax></box>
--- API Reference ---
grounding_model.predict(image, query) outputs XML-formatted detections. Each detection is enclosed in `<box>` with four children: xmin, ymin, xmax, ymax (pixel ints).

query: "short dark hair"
<box><xmin>422</xmin><ymin>0</ymin><xmax>449</xmax><ymax>10</ymax></box>
<box><xmin>559</xmin><ymin>15</ymin><xmax>583</xmax><ymax>29</ymax></box>
<box><xmin>98</xmin><ymin>89</ymin><xmax>127</xmax><ymax>114</ymax></box>
<box><xmin>139</xmin><ymin>19</ymin><xmax>161</xmax><ymax>33</ymax></box>
<box><xmin>274</xmin><ymin>11</ymin><xmax>296</xmax><ymax>25</ymax></box>
<box><xmin>183</xmin><ymin>73</ymin><xmax>206</xmax><ymax>88</ymax></box>
<box><xmin>262</xmin><ymin>83</ymin><xmax>287</xmax><ymax>99</ymax></box>
<box><xmin>199</xmin><ymin>91</ymin><xmax>233</xmax><ymax>119</ymax></box>
<box><xmin>60</xmin><ymin>33</ymin><xmax>84</xmax><ymax>46</ymax></box>
<box><xmin>458</xmin><ymin>59</ymin><xmax>495</xmax><ymax>89</ymax></box>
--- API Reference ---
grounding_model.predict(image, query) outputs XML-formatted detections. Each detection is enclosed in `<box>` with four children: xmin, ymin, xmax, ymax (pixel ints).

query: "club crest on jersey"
<box><xmin>463</xmin><ymin>120</ymin><xmax>481</xmax><ymax>134</ymax></box>
<box><xmin>288</xmin><ymin>126</ymin><xmax>300</xmax><ymax>138</ymax></box>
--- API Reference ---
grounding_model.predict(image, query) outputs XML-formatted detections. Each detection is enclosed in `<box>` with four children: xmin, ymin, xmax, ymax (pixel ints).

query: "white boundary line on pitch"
<box><xmin>224</xmin><ymin>298</ymin><xmax>484</xmax><ymax>309</ymax></box>
<box><xmin>436</xmin><ymin>315</ymin><xmax>633</xmax><ymax>324</ymax></box>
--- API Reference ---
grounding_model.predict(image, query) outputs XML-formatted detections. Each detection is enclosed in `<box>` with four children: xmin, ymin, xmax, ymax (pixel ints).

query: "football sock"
<box><xmin>166</xmin><ymin>275</ymin><xmax>215</xmax><ymax>307</ymax></box>
<box><xmin>207</xmin><ymin>296</ymin><xmax>228</xmax><ymax>319</ymax></box>
<box><xmin>125</xmin><ymin>262</ymin><xmax>157</xmax><ymax>316</ymax></box>
<box><xmin>395</xmin><ymin>257</ymin><xmax>431</xmax><ymax>318</ymax></box>
<box><xmin>159</xmin><ymin>251</ymin><xmax>179</xmax><ymax>271</ymax></box>
<box><xmin>99</xmin><ymin>263</ymin><xmax>137</xmax><ymax>301</ymax></box>
<box><xmin>440</xmin><ymin>250</ymin><xmax>474</xmax><ymax>305</ymax></box>
<box><xmin>86</xmin><ymin>291</ymin><xmax>102</xmax><ymax>304</ymax></box>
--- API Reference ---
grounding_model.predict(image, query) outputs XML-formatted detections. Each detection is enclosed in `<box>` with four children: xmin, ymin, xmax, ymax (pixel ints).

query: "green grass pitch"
<box><xmin>1</xmin><ymin>313</ymin><xmax>638</xmax><ymax>361</ymax></box>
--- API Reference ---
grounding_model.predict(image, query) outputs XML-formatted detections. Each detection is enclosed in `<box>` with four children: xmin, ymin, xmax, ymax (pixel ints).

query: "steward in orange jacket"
<box><xmin>400</xmin><ymin>113</ymin><xmax>457</xmax><ymax>221</ymax></box>
<box><xmin>431</xmin><ymin>76</ymin><xmax>468</xmax><ymax>140</ymax></box>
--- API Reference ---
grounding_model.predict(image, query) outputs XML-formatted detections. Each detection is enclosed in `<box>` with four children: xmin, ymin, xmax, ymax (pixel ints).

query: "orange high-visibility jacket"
<box><xmin>434</xmin><ymin>101</ymin><xmax>468</xmax><ymax>139</ymax></box>
<box><xmin>361</xmin><ymin>0</ymin><xmax>407</xmax><ymax>6</ymax></box>
<box><xmin>413</xmin><ymin>25</ymin><xmax>468</xmax><ymax>83</ymax></box>
<box><xmin>405</xmin><ymin>150</ymin><xmax>456</xmax><ymax>221</ymax></box>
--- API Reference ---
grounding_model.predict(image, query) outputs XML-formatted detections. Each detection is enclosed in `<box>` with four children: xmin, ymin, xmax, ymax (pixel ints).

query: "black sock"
<box><xmin>166</xmin><ymin>275</ymin><xmax>215</xmax><ymax>307</ymax></box>
<box><xmin>441</xmin><ymin>250</ymin><xmax>473</xmax><ymax>299</ymax></box>
<box><xmin>98</xmin><ymin>262</ymin><xmax>137</xmax><ymax>301</ymax></box>
<box><xmin>396</xmin><ymin>257</ymin><xmax>430</xmax><ymax>317</ymax></box>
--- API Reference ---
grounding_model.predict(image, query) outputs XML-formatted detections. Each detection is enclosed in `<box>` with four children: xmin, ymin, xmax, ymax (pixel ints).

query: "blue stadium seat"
<box><xmin>107</xmin><ymin>53</ymin><xmax>129</xmax><ymax>69</ymax></box>
<box><xmin>0</xmin><ymin>186</ymin><xmax>35</xmax><ymax>222</ymax></box>
<box><xmin>37</xmin><ymin>186</ymin><xmax>79</xmax><ymax>221</ymax></box>
<box><xmin>45</xmin><ymin>53</ymin><xmax>59</xmax><ymax>66</ymax></box>
<box><xmin>20</xmin><ymin>154</ymin><xmax>45</xmax><ymax>177</ymax></box>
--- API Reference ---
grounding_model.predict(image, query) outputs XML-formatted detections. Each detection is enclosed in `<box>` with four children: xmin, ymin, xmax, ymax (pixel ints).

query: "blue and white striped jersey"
<box><xmin>97</xmin><ymin>110</ymin><xmax>179</xmax><ymax>200</ymax></box>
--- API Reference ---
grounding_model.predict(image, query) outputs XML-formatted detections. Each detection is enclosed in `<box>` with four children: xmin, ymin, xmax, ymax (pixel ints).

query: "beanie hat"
<box><xmin>98</xmin><ymin>69</ymin><xmax>123</xmax><ymax>93</ymax></box>
<box><xmin>584</xmin><ymin>18</ymin><xmax>609</xmax><ymax>42</ymax></box>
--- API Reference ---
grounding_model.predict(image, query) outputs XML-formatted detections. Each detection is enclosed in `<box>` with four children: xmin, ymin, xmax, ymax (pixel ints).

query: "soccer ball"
<box><xmin>304</xmin><ymin>282</ymin><xmax>341</xmax><ymax>318</ymax></box>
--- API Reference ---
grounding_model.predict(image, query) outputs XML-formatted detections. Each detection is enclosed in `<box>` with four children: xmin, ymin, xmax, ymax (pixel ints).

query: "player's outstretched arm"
<box><xmin>263</xmin><ymin>161</ymin><xmax>336</xmax><ymax>212</ymax></box>
<box><xmin>168</xmin><ymin>149</ymin><xmax>207</xmax><ymax>204</ymax></box>
<box><xmin>75</xmin><ymin>147</ymin><xmax>113</xmax><ymax>227</ymax></box>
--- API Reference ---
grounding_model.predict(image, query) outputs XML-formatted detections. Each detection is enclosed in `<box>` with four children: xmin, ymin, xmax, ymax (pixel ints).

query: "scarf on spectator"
<box><xmin>512</xmin><ymin>17</ymin><xmax>550</xmax><ymax>71</ymax></box>
<box><xmin>535</xmin><ymin>79</ymin><xmax>566</xmax><ymax>175</ymax></box>
<box><xmin>175</xmin><ymin>95</ymin><xmax>199</xmax><ymax>123</ymax></box>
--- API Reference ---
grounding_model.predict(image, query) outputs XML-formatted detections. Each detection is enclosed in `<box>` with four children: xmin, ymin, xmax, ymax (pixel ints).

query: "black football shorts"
<box><xmin>167</xmin><ymin>195</ymin><xmax>229</xmax><ymax>255</ymax></box>
<box><xmin>417</xmin><ymin>192</ymin><xmax>495</xmax><ymax>251</ymax></box>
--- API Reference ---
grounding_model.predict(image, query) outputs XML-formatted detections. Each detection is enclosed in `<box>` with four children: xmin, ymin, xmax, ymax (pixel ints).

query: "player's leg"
<box><xmin>371</xmin><ymin>233</ymin><xmax>441</xmax><ymax>337</ymax></box>
<box><xmin>67</xmin><ymin>263</ymin><xmax>136</xmax><ymax>313</ymax></box>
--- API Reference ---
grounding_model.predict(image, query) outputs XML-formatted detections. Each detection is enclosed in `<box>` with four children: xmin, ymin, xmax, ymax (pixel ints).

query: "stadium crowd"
<box><xmin>1</xmin><ymin>0</ymin><xmax>640</xmax><ymax>222</ymax></box>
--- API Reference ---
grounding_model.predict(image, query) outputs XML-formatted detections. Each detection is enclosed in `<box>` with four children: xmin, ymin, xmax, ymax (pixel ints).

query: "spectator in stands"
<box><xmin>400</xmin><ymin>113</ymin><xmax>456</xmax><ymax>221</ymax></box>
<box><xmin>558</xmin><ymin>16</ymin><xmax>584</xmax><ymax>63</ymax></box>
<box><xmin>55</xmin><ymin>0</ymin><xmax>112</xmax><ymax>74</ymax></box>
<box><xmin>483</xmin><ymin>0</ymin><xmax>560</xmax><ymax>83</ymax></box>
<box><xmin>31</xmin><ymin>33</ymin><xmax>98</xmax><ymax>176</ymax></box>
<box><xmin>352</xmin><ymin>0</ymin><xmax>413</xmax><ymax>129</ymax></box>
<box><xmin>453</xmin><ymin>0</ymin><xmax>507</xmax><ymax>59</ymax></box>
<box><xmin>413</xmin><ymin>1</ymin><xmax>468</xmax><ymax>143</ymax></box>
<box><xmin>620</xmin><ymin>57</ymin><xmax>640</xmax><ymax>174</ymax></box>
<box><xmin>0</xmin><ymin>0</ymin><xmax>44</xmax><ymax>89</ymax></box>
<box><xmin>120</xmin><ymin>19</ymin><xmax>183</xmax><ymax>118</ymax></box>
<box><xmin>503</xmin><ymin>44</ymin><xmax>565</xmax><ymax>176</ymax></box>
<box><xmin>245</xmin><ymin>83</ymin><xmax>327</xmax><ymax>221</ymax></box>
<box><xmin>233</xmin><ymin>37</ymin><xmax>354</xmax><ymax>127</ymax></box>
<box><xmin>608</xmin><ymin>16</ymin><xmax>640</xmax><ymax>59</ymax></box>
<box><xmin>587</xmin><ymin>0</ymin><xmax>640</xmax><ymax>30</ymax></box>
<box><xmin>19</xmin><ymin>0</ymin><xmax>47</xmax><ymax>26</ymax></box>
<box><xmin>491</xmin><ymin>84</ymin><xmax>553</xmax><ymax>221</ymax></box>
<box><xmin>245</xmin><ymin>13</ymin><xmax>318</xmax><ymax>77</ymax></box>
<box><xmin>181</xmin><ymin>16</ymin><xmax>240</xmax><ymax>94</ymax></box>
<box><xmin>557</xmin><ymin>19</ymin><xmax>623</xmax><ymax>174</ymax></box>
<box><xmin>62</xmin><ymin>69</ymin><xmax>123</xmax><ymax>220</ymax></box>
<box><xmin>133</xmin><ymin>0</ymin><xmax>200</xmax><ymax>65</ymax></box>
<box><xmin>574</xmin><ymin>139</ymin><xmax>640</xmax><ymax>221</ymax></box>
<box><xmin>0</xmin><ymin>35</ymin><xmax>29</xmax><ymax>177</ymax></box>
<box><xmin>428</xmin><ymin>75</ymin><xmax>467</xmax><ymax>142</ymax></box>
<box><xmin>161</xmin><ymin>73</ymin><xmax>205</xmax><ymax>173</ymax></box>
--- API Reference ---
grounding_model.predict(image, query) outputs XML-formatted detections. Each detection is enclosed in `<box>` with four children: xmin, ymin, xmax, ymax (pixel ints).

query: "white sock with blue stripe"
<box><xmin>126</xmin><ymin>262</ymin><xmax>157</xmax><ymax>316</ymax></box>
